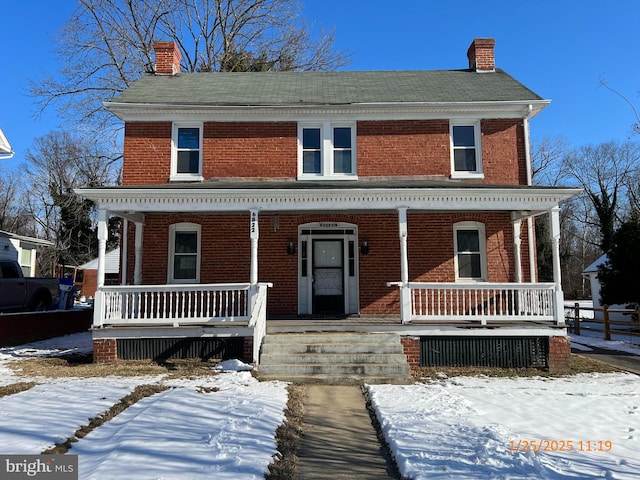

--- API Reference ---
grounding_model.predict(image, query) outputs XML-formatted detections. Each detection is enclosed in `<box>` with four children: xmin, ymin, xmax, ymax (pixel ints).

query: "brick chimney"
<box><xmin>153</xmin><ymin>41</ymin><xmax>182</xmax><ymax>75</ymax></box>
<box><xmin>467</xmin><ymin>38</ymin><xmax>495</xmax><ymax>72</ymax></box>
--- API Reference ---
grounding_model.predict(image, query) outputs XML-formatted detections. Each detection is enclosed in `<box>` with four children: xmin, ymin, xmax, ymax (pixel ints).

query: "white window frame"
<box><xmin>168</xmin><ymin>222</ymin><xmax>201</xmax><ymax>283</ymax></box>
<box><xmin>453</xmin><ymin>221</ymin><xmax>487</xmax><ymax>282</ymax></box>
<box><xmin>170</xmin><ymin>123</ymin><xmax>204</xmax><ymax>182</ymax></box>
<box><xmin>450</xmin><ymin>120</ymin><xmax>483</xmax><ymax>179</ymax></box>
<box><xmin>297</xmin><ymin>122</ymin><xmax>357</xmax><ymax>180</ymax></box>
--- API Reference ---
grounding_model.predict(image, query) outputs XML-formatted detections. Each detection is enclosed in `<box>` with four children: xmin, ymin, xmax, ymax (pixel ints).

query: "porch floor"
<box><xmin>266</xmin><ymin>316</ymin><xmax>566</xmax><ymax>334</ymax></box>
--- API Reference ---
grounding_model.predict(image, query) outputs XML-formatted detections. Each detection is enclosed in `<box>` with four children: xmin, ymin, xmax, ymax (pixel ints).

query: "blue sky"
<box><xmin>1</xmin><ymin>0</ymin><xmax>639</xmax><ymax>172</ymax></box>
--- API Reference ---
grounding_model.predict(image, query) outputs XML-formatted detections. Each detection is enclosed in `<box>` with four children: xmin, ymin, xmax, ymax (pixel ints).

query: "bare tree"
<box><xmin>562</xmin><ymin>141</ymin><xmax>640</xmax><ymax>253</ymax></box>
<box><xmin>30</xmin><ymin>0</ymin><xmax>350</xmax><ymax>131</ymax></box>
<box><xmin>599</xmin><ymin>77</ymin><xmax>640</xmax><ymax>137</ymax></box>
<box><xmin>531</xmin><ymin>136</ymin><xmax>570</xmax><ymax>186</ymax></box>
<box><xmin>23</xmin><ymin>131</ymin><xmax>120</xmax><ymax>266</ymax></box>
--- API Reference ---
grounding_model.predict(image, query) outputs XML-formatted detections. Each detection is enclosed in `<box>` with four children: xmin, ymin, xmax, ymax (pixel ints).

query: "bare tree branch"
<box><xmin>29</xmin><ymin>0</ymin><xmax>350</xmax><ymax>130</ymax></box>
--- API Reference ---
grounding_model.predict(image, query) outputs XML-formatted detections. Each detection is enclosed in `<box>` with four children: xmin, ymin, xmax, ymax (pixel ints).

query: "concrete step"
<box><xmin>263</xmin><ymin>332</ymin><xmax>401</xmax><ymax>345</ymax></box>
<box><xmin>261</xmin><ymin>343</ymin><xmax>404</xmax><ymax>355</ymax></box>
<box><xmin>257</xmin><ymin>373</ymin><xmax>412</xmax><ymax>385</ymax></box>
<box><xmin>258</xmin><ymin>331</ymin><xmax>411</xmax><ymax>384</ymax></box>
<box><xmin>258</xmin><ymin>362</ymin><xmax>410</xmax><ymax>377</ymax></box>
<box><xmin>260</xmin><ymin>352</ymin><xmax>408</xmax><ymax>365</ymax></box>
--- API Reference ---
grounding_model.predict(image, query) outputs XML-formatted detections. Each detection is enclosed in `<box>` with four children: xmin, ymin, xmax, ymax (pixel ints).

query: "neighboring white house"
<box><xmin>583</xmin><ymin>254</ymin><xmax>630</xmax><ymax>321</ymax></box>
<box><xmin>0</xmin><ymin>127</ymin><xmax>14</xmax><ymax>159</ymax></box>
<box><xmin>77</xmin><ymin>248</ymin><xmax>120</xmax><ymax>298</ymax></box>
<box><xmin>0</xmin><ymin>230</ymin><xmax>54</xmax><ymax>276</ymax></box>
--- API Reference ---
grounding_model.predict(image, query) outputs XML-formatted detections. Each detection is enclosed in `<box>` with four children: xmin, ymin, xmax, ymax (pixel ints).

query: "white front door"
<box><xmin>298</xmin><ymin>223</ymin><xmax>359</xmax><ymax>316</ymax></box>
<box><xmin>312</xmin><ymin>239</ymin><xmax>344</xmax><ymax>314</ymax></box>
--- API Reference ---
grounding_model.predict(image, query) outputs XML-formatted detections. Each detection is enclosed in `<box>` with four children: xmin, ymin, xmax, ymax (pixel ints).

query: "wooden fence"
<box><xmin>565</xmin><ymin>303</ymin><xmax>640</xmax><ymax>341</ymax></box>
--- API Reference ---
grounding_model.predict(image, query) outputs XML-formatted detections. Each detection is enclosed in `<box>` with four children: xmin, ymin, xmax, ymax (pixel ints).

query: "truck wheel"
<box><xmin>30</xmin><ymin>293</ymin><xmax>51</xmax><ymax>312</ymax></box>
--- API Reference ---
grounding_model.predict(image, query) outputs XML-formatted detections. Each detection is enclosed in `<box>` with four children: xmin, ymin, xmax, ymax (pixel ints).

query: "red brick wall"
<box><xmin>122</xmin><ymin>119</ymin><xmax>527</xmax><ymax>186</ymax></box>
<box><xmin>401</xmin><ymin>336</ymin><xmax>420</xmax><ymax>374</ymax></box>
<box><xmin>127</xmin><ymin>211</ymin><xmax>523</xmax><ymax>316</ymax></box>
<box><xmin>357</xmin><ymin>120</ymin><xmax>450</xmax><ymax>177</ymax></box>
<box><xmin>93</xmin><ymin>338</ymin><xmax>117</xmax><ymax>363</ymax></box>
<box><xmin>122</xmin><ymin>122</ymin><xmax>172</xmax><ymax>185</ymax></box>
<box><xmin>548</xmin><ymin>336</ymin><xmax>571</xmax><ymax>374</ymax></box>
<box><xmin>203</xmin><ymin>122</ymin><xmax>297</xmax><ymax>178</ymax></box>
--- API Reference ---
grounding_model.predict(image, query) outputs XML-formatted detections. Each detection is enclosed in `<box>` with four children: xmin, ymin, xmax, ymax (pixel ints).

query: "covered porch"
<box><xmin>77</xmin><ymin>180</ymin><xmax>579</xmax><ymax>364</ymax></box>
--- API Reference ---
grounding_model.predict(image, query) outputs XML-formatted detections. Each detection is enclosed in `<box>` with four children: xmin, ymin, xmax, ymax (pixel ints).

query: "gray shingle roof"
<box><xmin>114</xmin><ymin>69</ymin><xmax>544</xmax><ymax>106</ymax></box>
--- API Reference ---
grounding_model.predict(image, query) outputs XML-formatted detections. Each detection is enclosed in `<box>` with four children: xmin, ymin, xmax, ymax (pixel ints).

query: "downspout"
<box><xmin>524</xmin><ymin>105</ymin><xmax>537</xmax><ymax>283</ymax></box>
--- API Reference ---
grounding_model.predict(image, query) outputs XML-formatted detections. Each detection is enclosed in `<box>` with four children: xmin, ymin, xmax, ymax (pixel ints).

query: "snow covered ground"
<box><xmin>368</xmin><ymin>373</ymin><xmax>640</xmax><ymax>479</ymax></box>
<box><xmin>1</xmin><ymin>332</ymin><xmax>639</xmax><ymax>479</ymax></box>
<box><xmin>0</xmin><ymin>333</ymin><xmax>288</xmax><ymax>479</ymax></box>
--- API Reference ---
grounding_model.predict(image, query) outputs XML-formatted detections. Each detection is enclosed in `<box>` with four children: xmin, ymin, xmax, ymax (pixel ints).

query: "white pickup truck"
<box><xmin>0</xmin><ymin>259</ymin><xmax>59</xmax><ymax>312</ymax></box>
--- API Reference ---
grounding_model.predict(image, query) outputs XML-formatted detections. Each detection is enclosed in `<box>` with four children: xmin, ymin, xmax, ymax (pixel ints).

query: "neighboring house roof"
<box><xmin>0</xmin><ymin>128</ymin><xmax>14</xmax><ymax>159</ymax></box>
<box><xmin>0</xmin><ymin>229</ymin><xmax>54</xmax><ymax>248</ymax></box>
<box><xmin>79</xmin><ymin>248</ymin><xmax>120</xmax><ymax>274</ymax></box>
<box><xmin>106</xmin><ymin>69</ymin><xmax>549</xmax><ymax>120</ymax></box>
<box><xmin>584</xmin><ymin>254</ymin><xmax>608</xmax><ymax>275</ymax></box>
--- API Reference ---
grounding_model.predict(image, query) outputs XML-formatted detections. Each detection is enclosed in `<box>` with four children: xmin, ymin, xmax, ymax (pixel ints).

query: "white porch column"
<box><xmin>96</xmin><ymin>209</ymin><xmax>108</xmax><ymax>288</ymax></box>
<box><xmin>549</xmin><ymin>206</ymin><xmax>565</xmax><ymax>325</ymax></box>
<box><xmin>94</xmin><ymin>209</ymin><xmax>108</xmax><ymax>328</ymax></box>
<box><xmin>398</xmin><ymin>207</ymin><xmax>411</xmax><ymax>323</ymax></box>
<box><xmin>398</xmin><ymin>207</ymin><xmax>409</xmax><ymax>284</ymax></box>
<box><xmin>121</xmin><ymin>219</ymin><xmax>128</xmax><ymax>285</ymax></box>
<box><xmin>134</xmin><ymin>222</ymin><xmax>144</xmax><ymax>285</ymax></box>
<box><xmin>527</xmin><ymin>217</ymin><xmax>537</xmax><ymax>282</ymax></box>
<box><xmin>249</xmin><ymin>209</ymin><xmax>259</xmax><ymax>285</ymax></box>
<box><xmin>511</xmin><ymin>213</ymin><xmax>522</xmax><ymax>283</ymax></box>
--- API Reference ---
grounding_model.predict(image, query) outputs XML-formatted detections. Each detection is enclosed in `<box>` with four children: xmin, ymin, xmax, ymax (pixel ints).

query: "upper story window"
<box><xmin>298</xmin><ymin>122</ymin><xmax>356</xmax><ymax>179</ymax></box>
<box><xmin>453</xmin><ymin>221</ymin><xmax>487</xmax><ymax>281</ymax></box>
<box><xmin>450</xmin><ymin>121</ymin><xmax>483</xmax><ymax>179</ymax></box>
<box><xmin>171</xmin><ymin>123</ymin><xmax>203</xmax><ymax>182</ymax></box>
<box><xmin>168</xmin><ymin>223</ymin><xmax>201</xmax><ymax>283</ymax></box>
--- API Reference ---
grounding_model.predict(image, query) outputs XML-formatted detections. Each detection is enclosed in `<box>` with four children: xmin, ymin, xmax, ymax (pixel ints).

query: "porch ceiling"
<box><xmin>76</xmin><ymin>180</ymin><xmax>580</xmax><ymax>218</ymax></box>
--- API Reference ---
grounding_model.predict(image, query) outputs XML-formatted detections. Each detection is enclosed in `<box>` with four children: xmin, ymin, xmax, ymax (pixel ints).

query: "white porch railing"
<box><xmin>248</xmin><ymin>283</ymin><xmax>270</xmax><ymax>365</ymax></box>
<box><xmin>94</xmin><ymin>283</ymin><xmax>253</xmax><ymax>327</ymax></box>
<box><xmin>389</xmin><ymin>282</ymin><xmax>558</xmax><ymax>325</ymax></box>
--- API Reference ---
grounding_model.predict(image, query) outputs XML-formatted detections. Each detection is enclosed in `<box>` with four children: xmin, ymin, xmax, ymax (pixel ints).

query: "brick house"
<box><xmin>77</xmin><ymin>38</ymin><xmax>578</xmax><ymax>377</ymax></box>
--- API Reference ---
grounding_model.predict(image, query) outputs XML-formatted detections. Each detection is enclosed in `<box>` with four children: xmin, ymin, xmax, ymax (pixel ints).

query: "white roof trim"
<box><xmin>0</xmin><ymin>229</ymin><xmax>53</xmax><ymax>247</ymax></box>
<box><xmin>104</xmin><ymin>100</ymin><xmax>550</xmax><ymax>122</ymax></box>
<box><xmin>76</xmin><ymin>186</ymin><xmax>580</xmax><ymax>216</ymax></box>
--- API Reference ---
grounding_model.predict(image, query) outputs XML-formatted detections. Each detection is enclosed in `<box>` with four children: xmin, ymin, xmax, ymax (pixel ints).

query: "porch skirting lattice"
<box><xmin>117</xmin><ymin>337</ymin><xmax>245</xmax><ymax>362</ymax></box>
<box><xmin>420</xmin><ymin>336</ymin><xmax>549</xmax><ymax>368</ymax></box>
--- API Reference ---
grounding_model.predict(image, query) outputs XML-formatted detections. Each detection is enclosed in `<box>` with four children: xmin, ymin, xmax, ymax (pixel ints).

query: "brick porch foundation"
<box><xmin>93</xmin><ymin>338</ymin><xmax>117</xmax><ymax>363</ymax></box>
<box><xmin>548</xmin><ymin>335</ymin><xmax>571</xmax><ymax>375</ymax></box>
<box><xmin>401</xmin><ymin>336</ymin><xmax>421</xmax><ymax>375</ymax></box>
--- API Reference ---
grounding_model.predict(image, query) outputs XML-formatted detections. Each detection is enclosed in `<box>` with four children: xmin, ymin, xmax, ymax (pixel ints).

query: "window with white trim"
<box><xmin>453</xmin><ymin>221</ymin><xmax>487</xmax><ymax>281</ymax></box>
<box><xmin>298</xmin><ymin>122</ymin><xmax>356</xmax><ymax>178</ymax></box>
<box><xmin>171</xmin><ymin>123</ymin><xmax>203</xmax><ymax>181</ymax></box>
<box><xmin>168</xmin><ymin>223</ymin><xmax>201</xmax><ymax>283</ymax></box>
<box><xmin>450</xmin><ymin>121</ymin><xmax>483</xmax><ymax>178</ymax></box>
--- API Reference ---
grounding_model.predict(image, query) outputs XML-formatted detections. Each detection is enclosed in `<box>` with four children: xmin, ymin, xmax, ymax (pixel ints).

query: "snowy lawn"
<box><xmin>368</xmin><ymin>373</ymin><xmax>640</xmax><ymax>479</ymax></box>
<box><xmin>3</xmin><ymin>332</ymin><xmax>640</xmax><ymax>479</ymax></box>
<box><xmin>0</xmin><ymin>334</ymin><xmax>289</xmax><ymax>479</ymax></box>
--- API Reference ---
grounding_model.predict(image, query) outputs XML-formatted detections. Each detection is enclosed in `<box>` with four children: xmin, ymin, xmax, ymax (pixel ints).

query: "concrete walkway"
<box><xmin>296</xmin><ymin>385</ymin><xmax>399</xmax><ymax>480</ymax></box>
